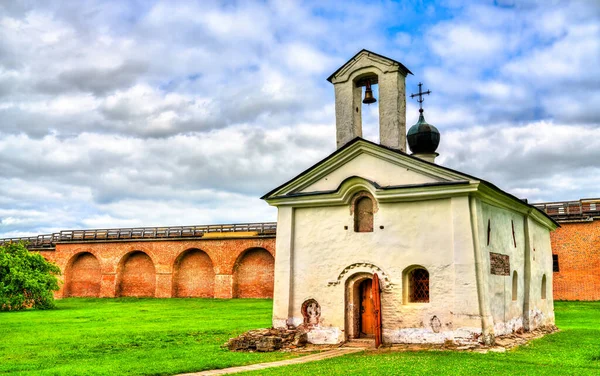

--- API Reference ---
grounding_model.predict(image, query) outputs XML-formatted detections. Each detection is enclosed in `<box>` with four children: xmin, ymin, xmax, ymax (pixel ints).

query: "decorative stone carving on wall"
<box><xmin>490</xmin><ymin>252</ymin><xmax>510</xmax><ymax>276</ymax></box>
<box><xmin>327</xmin><ymin>262</ymin><xmax>393</xmax><ymax>290</ymax></box>
<box><xmin>430</xmin><ymin>315</ymin><xmax>442</xmax><ymax>333</ymax></box>
<box><xmin>301</xmin><ymin>299</ymin><xmax>321</xmax><ymax>325</ymax></box>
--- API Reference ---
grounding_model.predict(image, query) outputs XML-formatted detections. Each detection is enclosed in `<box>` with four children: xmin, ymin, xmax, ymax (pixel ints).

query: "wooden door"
<box><xmin>359</xmin><ymin>279</ymin><xmax>375</xmax><ymax>337</ymax></box>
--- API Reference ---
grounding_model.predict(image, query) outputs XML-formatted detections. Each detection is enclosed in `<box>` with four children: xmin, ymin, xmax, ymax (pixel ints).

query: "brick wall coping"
<box><xmin>0</xmin><ymin>222</ymin><xmax>277</xmax><ymax>249</ymax></box>
<box><xmin>532</xmin><ymin>198</ymin><xmax>600</xmax><ymax>222</ymax></box>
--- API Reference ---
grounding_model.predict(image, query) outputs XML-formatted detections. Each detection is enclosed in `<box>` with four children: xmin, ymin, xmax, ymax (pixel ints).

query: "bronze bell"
<box><xmin>363</xmin><ymin>80</ymin><xmax>376</xmax><ymax>104</ymax></box>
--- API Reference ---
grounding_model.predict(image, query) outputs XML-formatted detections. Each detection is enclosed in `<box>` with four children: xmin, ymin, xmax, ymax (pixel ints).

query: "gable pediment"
<box><xmin>262</xmin><ymin>138</ymin><xmax>474</xmax><ymax>202</ymax></box>
<box><xmin>327</xmin><ymin>49</ymin><xmax>413</xmax><ymax>84</ymax></box>
<box><xmin>299</xmin><ymin>152</ymin><xmax>439</xmax><ymax>193</ymax></box>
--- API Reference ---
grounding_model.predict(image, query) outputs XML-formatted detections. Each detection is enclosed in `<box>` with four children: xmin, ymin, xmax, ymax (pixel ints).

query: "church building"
<box><xmin>262</xmin><ymin>50</ymin><xmax>558</xmax><ymax>345</ymax></box>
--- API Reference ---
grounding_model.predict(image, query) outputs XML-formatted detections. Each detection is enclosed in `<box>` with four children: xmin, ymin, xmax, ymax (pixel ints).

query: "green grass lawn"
<box><xmin>0</xmin><ymin>298</ymin><xmax>296</xmax><ymax>375</ymax></box>
<box><xmin>1</xmin><ymin>300</ymin><xmax>599</xmax><ymax>375</ymax></box>
<box><xmin>240</xmin><ymin>301</ymin><xmax>600</xmax><ymax>375</ymax></box>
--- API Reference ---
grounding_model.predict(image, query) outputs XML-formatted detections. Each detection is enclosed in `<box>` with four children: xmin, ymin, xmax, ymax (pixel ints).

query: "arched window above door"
<box><xmin>353</xmin><ymin>193</ymin><xmax>374</xmax><ymax>233</ymax></box>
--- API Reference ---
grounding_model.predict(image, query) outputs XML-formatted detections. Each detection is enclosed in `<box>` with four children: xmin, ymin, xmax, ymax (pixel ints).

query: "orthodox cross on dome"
<box><xmin>410</xmin><ymin>82</ymin><xmax>431</xmax><ymax>113</ymax></box>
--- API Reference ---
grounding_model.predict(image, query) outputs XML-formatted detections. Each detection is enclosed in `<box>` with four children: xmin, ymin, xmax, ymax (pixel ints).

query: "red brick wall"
<box><xmin>117</xmin><ymin>251</ymin><xmax>156</xmax><ymax>297</ymax></box>
<box><xmin>551</xmin><ymin>220</ymin><xmax>600</xmax><ymax>300</ymax></box>
<box><xmin>233</xmin><ymin>248</ymin><xmax>275</xmax><ymax>298</ymax></box>
<box><xmin>173</xmin><ymin>249</ymin><xmax>215</xmax><ymax>297</ymax></box>
<box><xmin>40</xmin><ymin>236</ymin><xmax>276</xmax><ymax>299</ymax></box>
<box><xmin>65</xmin><ymin>252</ymin><xmax>101</xmax><ymax>297</ymax></box>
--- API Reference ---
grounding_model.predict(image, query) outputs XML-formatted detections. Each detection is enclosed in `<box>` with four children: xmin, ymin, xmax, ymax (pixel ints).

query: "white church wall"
<box><xmin>282</xmin><ymin>197</ymin><xmax>483</xmax><ymax>344</ymax></box>
<box><xmin>480</xmin><ymin>202</ymin><xmax>527</xmax><ymax>336</ymax></box>
<box><xmin>272</xmin><ymin>206</ymin><xmax>294</xmax><ymax>328</ymax></box>
<box><xmin>526</xmin><ymin>217</ymin><xmax>555</xmax><ymax>329</ymax></box>
<box><xmin>478</xmin><ymin>201</ymin><xmax>555</xmax><ymax>336</ymax></box>
<box><xmin>450</xmin><ymin>196</ymin><xmax>487</xmax><ymax>342</ymax></box>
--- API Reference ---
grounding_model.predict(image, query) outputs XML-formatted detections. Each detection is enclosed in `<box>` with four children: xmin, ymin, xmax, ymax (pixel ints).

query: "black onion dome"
<box><xmin>407</xmin><ymin>111</ymin><xmax>440</xmax><ymax>154</ymax></box>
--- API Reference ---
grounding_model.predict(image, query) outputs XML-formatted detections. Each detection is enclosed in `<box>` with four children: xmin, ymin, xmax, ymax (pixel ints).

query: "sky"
<box><xmin>0</xmin><ymin>0</ymin><xmax>599</xmax><ymax>237</ymax></box>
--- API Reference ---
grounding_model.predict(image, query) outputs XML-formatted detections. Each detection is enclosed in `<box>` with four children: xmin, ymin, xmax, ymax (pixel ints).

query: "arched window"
<box><xmin>354</xmin><ymin>196</ymin><xmax>374</xmax><ymax>232</ymax></box>
<box><xmin>512</xmin><ymin>271</ymin><xmax>518</xmax><ymax>301</ymax></box>
<box><xmin>541</xmin><ymin>274</ymin><xmax>547</xmax><ymax>300</ymax></box>
<box><xmin>408</xmin><ymin>268</ymin><xmax>429</xmax><ymax>303</ymax></box>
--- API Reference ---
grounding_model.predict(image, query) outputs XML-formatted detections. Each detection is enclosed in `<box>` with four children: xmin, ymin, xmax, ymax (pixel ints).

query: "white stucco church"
<box><xmin>262</xmin><ymin>50</ymin><xmax>557</xmax><ymax>346</ymax></box>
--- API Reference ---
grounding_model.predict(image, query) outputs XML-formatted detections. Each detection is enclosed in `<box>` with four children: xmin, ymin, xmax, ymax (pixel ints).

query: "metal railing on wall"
<box><xmin>0</xmin><ymin>222</ymin><xmax>277</xmax><ymax>249</ymax></box>
<box><xmin>533</xmin><ymin>199</ymin><xmax>600</xmax><ymax>220</ymax></box>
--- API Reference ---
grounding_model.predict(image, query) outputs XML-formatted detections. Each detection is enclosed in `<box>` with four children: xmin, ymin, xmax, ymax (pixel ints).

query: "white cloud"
<box><xmin>428</xmin><ymin>24</ymin><xmax>505</xmax><ymax>64</ymax></box>
<box><xmin>0</xmin><ymin>0</ymin><xmax>598</xmax><ymax>237</ymax></box>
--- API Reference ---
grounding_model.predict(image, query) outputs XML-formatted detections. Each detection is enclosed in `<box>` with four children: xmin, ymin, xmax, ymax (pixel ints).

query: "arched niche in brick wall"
<box><xmin>116</xmin><ymin>251</ymin><xmax>156</xmax><ymax>297</ymax></box>
<box><xmin>172</xmin><ymin>248</ymin><xmax>215</xmax><ymax>298</ymax></box>
<box><xmin>65</xmin><ymin>252</ymin><xmax>101</xmax><ymax>297</ymax></box>
<box><xmin>233</xmin><ymin>248</ymin><xmax>274</xmax><ymax>298</ymax></box>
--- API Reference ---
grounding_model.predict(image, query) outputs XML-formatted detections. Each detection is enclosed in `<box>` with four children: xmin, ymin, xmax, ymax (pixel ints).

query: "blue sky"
<box><xmin>0</xmin><ymin>0</ymin><xmax>599</xmax><ymax>237</ymax></box>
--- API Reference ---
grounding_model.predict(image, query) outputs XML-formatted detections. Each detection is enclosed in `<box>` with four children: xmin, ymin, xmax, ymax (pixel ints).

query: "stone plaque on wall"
<box><xmin>490</xmin><ymin>252</ymin><xmax>510</xmax><ymax>276</ymax></box>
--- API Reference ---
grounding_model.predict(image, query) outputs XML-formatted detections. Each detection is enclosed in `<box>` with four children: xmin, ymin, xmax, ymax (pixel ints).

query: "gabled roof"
<box><xmin>262</xmin><ymin>137</ymin><xmax>466</xmax><ymax>199</ymax></box>
<box><xmin>261</xmin><ymin>137</ymin><xmax>558</xmax><ymax>228</ymax></box>
<box><xmin>326</xmin><ymin>49</ymin><xmax>413</xmax><ymax>83</ymax></box>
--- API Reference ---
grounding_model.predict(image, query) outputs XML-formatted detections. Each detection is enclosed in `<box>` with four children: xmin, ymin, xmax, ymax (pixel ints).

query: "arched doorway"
<box><xmin>65</xmin><ymin>252</ymin><xmax>101</xmax><ymax>297</ymax></box>
<box><xmin>233</xmin><ymin>248</ymin><xmax>274</xmax><ymax>298</ymax></box>
<box><xmin>345</xmin><ymin>272</ymin><xmax>382</xmax><ymax>343</ymax></box>
<box><xmin>116</xmin><ymin>251</ymin><xmax>156</xmax><ymax>297</ymax></box>
<box><xmin>172</xmin><ymin>249</ymin><xmax>215</xmax><ymax>297</ymax></box>
<box><xmin>345</xmin><ymin>273</ymin><xmax>375</xmax><ymax>339</ymax></box>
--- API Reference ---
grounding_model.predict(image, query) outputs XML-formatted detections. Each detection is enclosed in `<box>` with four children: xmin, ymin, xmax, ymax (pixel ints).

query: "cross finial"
<box><xmin>410</xmin><ymin>82</ymin><xmax>431</xmax><ymax>113</ymax></box>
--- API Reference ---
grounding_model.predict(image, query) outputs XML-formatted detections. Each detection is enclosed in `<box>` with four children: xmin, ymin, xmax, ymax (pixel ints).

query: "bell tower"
<box><xmin>327</xmin><ymin>49</ymin><xmax>413</xmax><ymax>151</ymax></box>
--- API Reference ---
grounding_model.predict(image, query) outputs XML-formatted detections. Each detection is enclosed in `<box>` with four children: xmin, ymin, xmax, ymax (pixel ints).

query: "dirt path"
<box><xmin>177</xmin><ymin>348</ymin><xmax>364</xmax><ymax>375</ymax></box>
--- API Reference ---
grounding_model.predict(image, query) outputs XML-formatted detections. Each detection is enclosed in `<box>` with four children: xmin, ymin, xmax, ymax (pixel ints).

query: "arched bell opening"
<box><xmin>353</xmin><ymin>72</ymin><xmax>380</xmax><ymax>143</ymax></box>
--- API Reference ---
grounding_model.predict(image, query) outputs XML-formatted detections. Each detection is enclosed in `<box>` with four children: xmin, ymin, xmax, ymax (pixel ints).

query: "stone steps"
<box><xmin>343</xmin><ymin>338</ymin><xmax>376</xmax><ymax>348</ymax></box>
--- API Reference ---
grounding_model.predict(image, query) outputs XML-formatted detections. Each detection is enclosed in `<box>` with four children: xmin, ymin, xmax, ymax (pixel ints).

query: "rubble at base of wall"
<box><xmin>226</xmin><ymin>326</ymin><xmax>309</xmax><ymax>352</ymax></box>
<box><xmin>226</xmin><ymin>325</ymin><xmax>559</xmax><ymax>353</ymax></box>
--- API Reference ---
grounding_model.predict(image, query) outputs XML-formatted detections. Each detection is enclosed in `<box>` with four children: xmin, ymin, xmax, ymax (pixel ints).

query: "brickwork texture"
<box><xmin>40</xmin><ymin>237</ymin><xmax>275</xmax><ymax>299</ymax></box>
<box><xmin>550</xmin><ymin>220</ymin><xmax>600</xmax><ymax>300</ymax></box>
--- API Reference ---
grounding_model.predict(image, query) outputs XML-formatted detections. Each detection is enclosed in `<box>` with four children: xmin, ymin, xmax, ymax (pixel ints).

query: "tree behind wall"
<box><xmin>0</xmin><ymin>242</ymin><xmax>61</xmax><ymax>311</ymax></box>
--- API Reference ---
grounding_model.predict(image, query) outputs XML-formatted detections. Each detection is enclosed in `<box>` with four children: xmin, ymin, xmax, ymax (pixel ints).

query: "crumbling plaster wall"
<box><xmin>479</xmin><ymin>202</ymin><xmax>554</xmax><ymax>336</ymax></box>
<box><xmin>274</xmin><ymin>196</ymin><xmax>483</xmax><ymax>344</ymax></box>
<box><xmin>480</xmin><ymin>202</ymin><xmax>527</xmax><ymax>335</ymax></box>
<box><xmin>527</xmin><ymin>218</ymin><xmax>555</xmax><ymax>328</ymax></box>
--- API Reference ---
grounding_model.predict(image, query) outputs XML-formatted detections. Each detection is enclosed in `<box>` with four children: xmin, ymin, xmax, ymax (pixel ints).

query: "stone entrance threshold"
<box><xmin>177</xmin><ymin>348</ymin><xmax>364</xmax><ymax>376</ymax></box>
